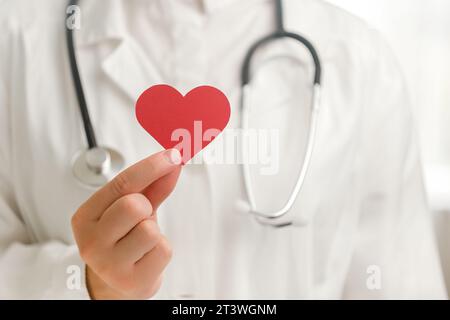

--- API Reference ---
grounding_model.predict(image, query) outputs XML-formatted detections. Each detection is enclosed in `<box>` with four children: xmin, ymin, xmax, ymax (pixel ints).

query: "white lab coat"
<box><xmin>0</xmin><ymin>0</ymin><xmax>447</xmax><ymax>299</ymax></box>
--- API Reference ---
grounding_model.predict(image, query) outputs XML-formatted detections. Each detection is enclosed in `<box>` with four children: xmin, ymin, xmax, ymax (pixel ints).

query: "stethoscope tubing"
<box><xmin>240</xmin><ymin>84</ymin><xmax>320</xmax><ymax>225</ymax></box>
<box><xmin>239</xmin><ymin>0</ymin><xmax>322</xmax><ymax>226</ymax></box>
<box><xmin>66</xmin><ymin>0</ymin><xmax>97</xmax><ymax>149</ymax></box>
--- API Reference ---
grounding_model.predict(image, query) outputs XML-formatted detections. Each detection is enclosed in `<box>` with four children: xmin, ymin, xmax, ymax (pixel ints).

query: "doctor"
<box><xmin>0</xmin><ymin>0</ymin><xmax>447</xmax><ymax>299</ymax></box>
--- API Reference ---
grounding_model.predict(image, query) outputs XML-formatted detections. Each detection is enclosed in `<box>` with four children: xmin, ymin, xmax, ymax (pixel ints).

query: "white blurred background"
<box><xmin>325</xmin><ymin>0</ymin><xmax>450</xmax><ymax>295</ymax></box>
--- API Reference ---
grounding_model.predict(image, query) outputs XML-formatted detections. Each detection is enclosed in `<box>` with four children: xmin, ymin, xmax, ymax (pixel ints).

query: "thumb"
<box><xmin>142</xmin><ymin>165</ymin><xmax>182</xmax><ymax>212</ymax></box>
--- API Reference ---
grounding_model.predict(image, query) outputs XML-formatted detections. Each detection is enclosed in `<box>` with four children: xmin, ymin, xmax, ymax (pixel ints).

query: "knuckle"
<box><xmin>128</xmin><ymin>210</ymin><xmax>148</xmax><ymax>225</ymax></box>
<box><xmin>78</xmin><ymin>239</ymin><xmax>95</xmax><ymax>262</ymax></box>
<box><xmin>78</xmin><ymin>235</ymin><xmax>102</xmax><ymax>262</ymax></box>
<box><xmin>111</xmin><ymin>173</ymin><xmax>131</xmax><ymax>196</ymax></box>
<box><xmin>71</xmin><ymin>206</ymin><xmax>89</xmax><ymax>232</ymax></box>
<box><xmin>70</xmin><ymin>211</ymin><xmax>81</xmax><ymax>231</ymax></box>
<box><xmin>139</xmin><ymin>220</ymin><xmax>160</xmax><ymax>241</ymax></box>
<box><xmin>157</xmin><ymin>236</ymin><xmax>173</xmax><ymax>261</ymax></box>
<box><xmin>119</xmin><ymin>194</ymin><xmax>152</xmax><ymax>221</ymax></box>
<box><xmin>118</xmin><ymin>195</ymin><xmax>139</xmax><ymax>212</ymax></box>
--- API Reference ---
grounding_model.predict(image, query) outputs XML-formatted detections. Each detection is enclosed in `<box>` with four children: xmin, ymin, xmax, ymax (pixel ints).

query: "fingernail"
<box><xmin>164</xmin><ymin>149</ymin><xmax>182</xmax><ymax>165</ymax></box>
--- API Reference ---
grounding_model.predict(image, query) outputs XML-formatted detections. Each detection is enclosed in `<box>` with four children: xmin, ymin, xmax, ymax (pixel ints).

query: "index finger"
<box><xmin>79</xmin><ymin>149</ymin><xmax>182</xmax><ymax>220</ymax></box>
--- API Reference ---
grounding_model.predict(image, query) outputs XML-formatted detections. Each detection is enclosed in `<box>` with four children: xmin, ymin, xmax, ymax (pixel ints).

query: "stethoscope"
<box><xmin>66</xmin><ymin>0</ymin><xmax>321</xmax><ymax>227</ymax></box>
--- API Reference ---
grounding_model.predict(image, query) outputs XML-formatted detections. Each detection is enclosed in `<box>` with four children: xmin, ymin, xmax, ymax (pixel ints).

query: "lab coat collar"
<box><xmin>77</xmin><ymin>0</ymin><xmax>127</xmax><ymax>46</ymax></box>
<box><xmin>73</xmin><ymin>0</ymin><xmax>293</xmax><ymax>101</ymax></box>
<box><xmin>75</xmin><ymin>0</ymin><xmax>268</xmax><ymax>45</ymax></box>
<box><xmin>73</xmin><ymin>0</ymin><xmax>255</xmax><ymax>102</ymax></box>
<box><xmin>75</xmin><ymin>0</ymin><xmax>224</xmax><ymax>47</ymax></box>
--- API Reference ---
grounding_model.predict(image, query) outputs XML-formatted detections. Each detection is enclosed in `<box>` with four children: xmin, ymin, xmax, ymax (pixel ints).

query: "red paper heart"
<box><xmin>135</xmin><ymin>85</ymin><xmax>231</xmax><ymax>163</ymax></box>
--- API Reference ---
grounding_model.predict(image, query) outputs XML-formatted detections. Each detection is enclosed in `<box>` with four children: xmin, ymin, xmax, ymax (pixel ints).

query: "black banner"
<box><xmin>1</xmin><ymin>300</ymin><xmax>448</xmax><ymax>319</ymax></box>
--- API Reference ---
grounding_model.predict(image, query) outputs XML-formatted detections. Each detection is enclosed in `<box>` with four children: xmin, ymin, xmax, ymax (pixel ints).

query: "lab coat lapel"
<box><xmin>101</xmin><ymin>38</ymin><xmax>164</xmax><ymax>102</ymax></box>
<box><xmin>77</xmin><ymin>0</ymin><xmax>162</xmax><ymax>103</ymax></box>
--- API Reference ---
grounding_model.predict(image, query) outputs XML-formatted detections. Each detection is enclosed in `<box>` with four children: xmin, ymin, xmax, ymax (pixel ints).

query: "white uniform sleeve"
<box><xmin>0</xmin><ymin>17</ymin><xmax>90</xmax><ymax>300</ymax></box>
<box><xmin>342</xmin><ymin>32</ymin><xmax>448</xmax><ymax>299</ymax></box>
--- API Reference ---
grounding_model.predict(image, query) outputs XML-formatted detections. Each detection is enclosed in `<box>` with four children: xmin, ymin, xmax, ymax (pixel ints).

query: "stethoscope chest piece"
<box><xmin>72</xmin><ymin>147</ymin><xmax>124</xmax><ymax>188</ymax></box>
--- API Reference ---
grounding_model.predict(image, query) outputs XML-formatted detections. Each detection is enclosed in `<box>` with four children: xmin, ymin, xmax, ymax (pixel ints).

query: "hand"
<box><xmin>71</xmin><ymin>149</ymin><xmax>182</xmax><ymax>299</ymax></box>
